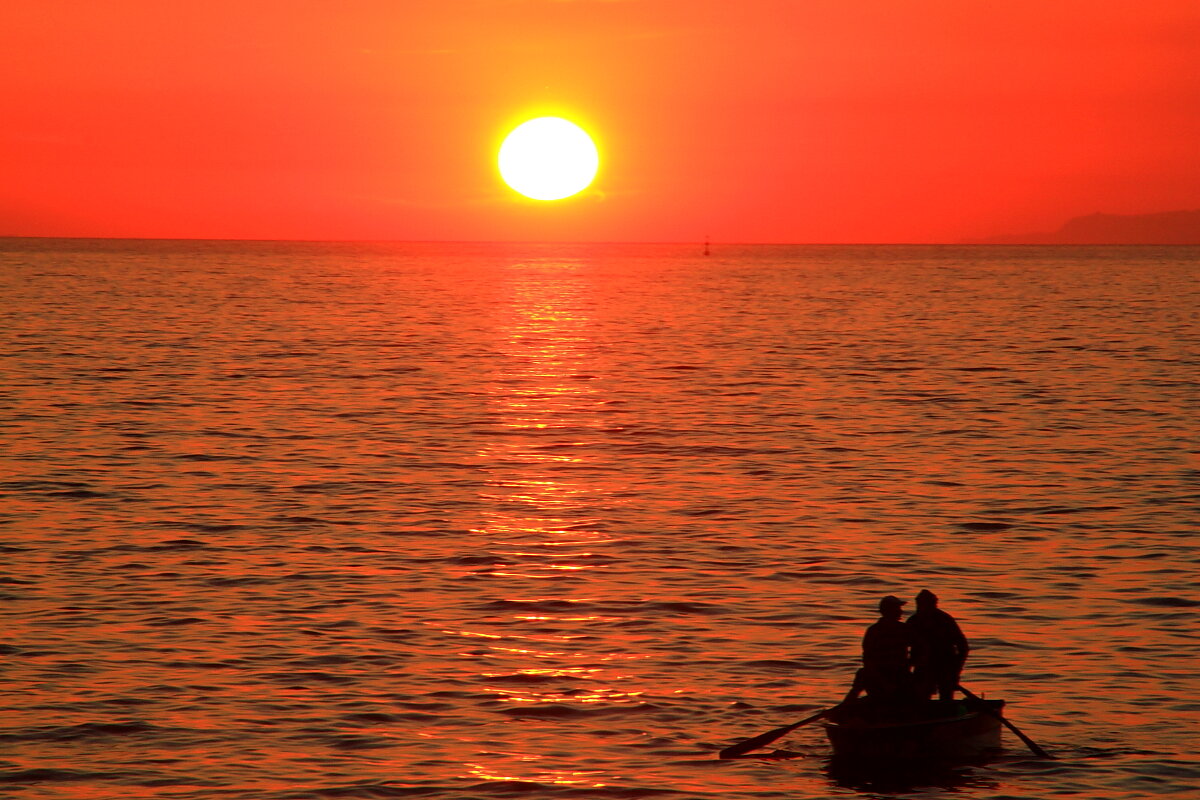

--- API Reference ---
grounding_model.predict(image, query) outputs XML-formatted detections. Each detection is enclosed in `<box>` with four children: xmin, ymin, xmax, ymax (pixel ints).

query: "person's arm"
<box><xmin>953</xmin><ymin>621</ymin><xmax>969</xmax><ymax>665</ymax></box>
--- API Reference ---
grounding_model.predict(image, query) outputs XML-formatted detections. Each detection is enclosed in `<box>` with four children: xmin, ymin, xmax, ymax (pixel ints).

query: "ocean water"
<box><xmin>1</xmin><ymin>239</ymin><xmax>1196</xmax><ymax>799</ymax></box>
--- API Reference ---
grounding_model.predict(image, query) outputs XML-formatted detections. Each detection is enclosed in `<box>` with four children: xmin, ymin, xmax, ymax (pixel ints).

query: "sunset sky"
<box><xmin>3</xmin><ymin>1</ymin><xmax>1197</xmax><ymax>243</ymax></box>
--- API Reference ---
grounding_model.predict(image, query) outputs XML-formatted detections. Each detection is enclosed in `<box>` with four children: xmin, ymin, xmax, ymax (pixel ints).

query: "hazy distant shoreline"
<box><xmin>977</xmin><ymin>209</ymin><xmax>1200</xmax><ymax>245</ymax></box>
<box><xmin>3</xmin><ymin>209</ymin><xmax>1199</xmax><ymax>246</ymax></box>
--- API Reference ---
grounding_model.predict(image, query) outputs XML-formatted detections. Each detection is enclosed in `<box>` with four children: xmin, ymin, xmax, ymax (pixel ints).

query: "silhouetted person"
<box><xmin>907</xmin><ymin>589</ymin><xmax>969</xmax><ymax>701</ymax></box>
<box><xmin>844</xmin><ymin>595</ymin><xmax>913</xmax><ymax>703</ymax></box>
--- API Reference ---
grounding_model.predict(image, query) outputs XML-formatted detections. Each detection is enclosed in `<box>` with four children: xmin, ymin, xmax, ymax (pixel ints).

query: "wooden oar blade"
<box><xmin>719</xmin><ymin>710</ymin><xmax>826</xmax><ymax>759</ymax></box>
<box><xmin>957</xmin><ymin>684</ymin><xmax>1052</xmax><ymax>759</ymax></box>
<box><xmin>719</xmin><ymin>724</ymin><xmax>794</xmax><ymax>759</ymax></box>
<box><xmin>997</xmin><ymin>714</ymin><xmax>1052</xmax><ymax>759</ymax></box>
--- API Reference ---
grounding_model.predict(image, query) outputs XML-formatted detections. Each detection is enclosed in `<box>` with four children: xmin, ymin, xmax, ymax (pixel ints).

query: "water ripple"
<box><xmin>0</xmin><ymin>240</ymin><xmax>1196</xmax><ymax>800</ymax></box>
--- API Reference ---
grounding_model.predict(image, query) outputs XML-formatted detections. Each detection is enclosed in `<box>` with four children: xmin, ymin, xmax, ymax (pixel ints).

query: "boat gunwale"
<box><xmin>822</xmin><ymin>709</ymin><xmax>986</xmax><ymax>733</ymax></box>
<box><xmin>823</xmin><ymin>698</ymin><xmax>1005</xmax><ymax>733</ymax></box>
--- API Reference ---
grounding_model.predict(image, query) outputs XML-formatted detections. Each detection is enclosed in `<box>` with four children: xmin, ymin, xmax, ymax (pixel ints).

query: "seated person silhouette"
<box><xmin>844</xmin><ymin>595</ymin><xmax>915</xmax><ymax>704</ymax></box>
<box><xmin>907</xmin><ymin>589</ymin><xmax>969</xmax><ymax>701</ymax></box>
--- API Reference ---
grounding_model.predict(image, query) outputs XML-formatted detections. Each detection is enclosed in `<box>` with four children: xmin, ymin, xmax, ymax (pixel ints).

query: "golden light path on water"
<box><xmin>464</xmin><ymin>258</ymin><xmax>634</xmax><ymax>789</ymax></box>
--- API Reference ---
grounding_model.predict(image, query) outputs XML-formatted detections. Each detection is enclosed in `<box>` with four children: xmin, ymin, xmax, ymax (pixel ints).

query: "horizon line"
<box><xmin>2</xmin><ymin>234</ymin><xmax>1195</xmax><ymax>247</ymax></box>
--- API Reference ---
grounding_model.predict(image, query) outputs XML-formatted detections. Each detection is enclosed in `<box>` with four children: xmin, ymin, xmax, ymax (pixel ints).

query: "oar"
<box><xmin>957</xmin><ymin>684</ymin><xmax>1053</xmax><ymax>759</ymax></box>
<box><xmin>719</xmin><ymin>709</ymin><xmax>827</xmax><ymax>759</ymax></box>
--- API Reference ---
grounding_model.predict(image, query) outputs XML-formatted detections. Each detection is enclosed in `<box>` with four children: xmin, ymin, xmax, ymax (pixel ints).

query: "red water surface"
<box><xmin>1</xmin><ymin>240</ymin><xmax>1197</xmax><ymax>799</ymax></box>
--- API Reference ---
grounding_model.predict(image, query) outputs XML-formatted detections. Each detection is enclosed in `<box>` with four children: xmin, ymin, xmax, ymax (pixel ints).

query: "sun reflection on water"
<box><xmin>474</xmin><ymin>258</ymin><xmax>618</xmax><ymax>563</ymax></box>
<box><xmin>462</xmin><ymin>257</ymin><xmax>647</xmax><ymax>784</ymax></box>
<box><xmin>463</xmin><ymin>257</ymin><xmax>648</xmax><ymax>690</ymax></box>
<box><xmin>465</xmin><ymin>758</ymin><xmax>607</xmax><ymax>788</ymax></box>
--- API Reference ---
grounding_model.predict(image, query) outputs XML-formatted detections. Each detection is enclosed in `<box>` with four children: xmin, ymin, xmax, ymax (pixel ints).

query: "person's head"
<box><xmin>916</xmin><ymin>589</ymin><xmax>938</xmax><ymax>610</ymax></box>
<box><xmin>879</xmin><ymin>595</ymin><xmax>906</xmax><ymax>619</ymax></box>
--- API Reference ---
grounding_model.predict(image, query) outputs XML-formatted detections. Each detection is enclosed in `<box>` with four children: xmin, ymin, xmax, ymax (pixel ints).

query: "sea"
<box><xmin>1</xmin><ymin>239</ymin><xmax>1197</xmax><ymax>799</ymax></box>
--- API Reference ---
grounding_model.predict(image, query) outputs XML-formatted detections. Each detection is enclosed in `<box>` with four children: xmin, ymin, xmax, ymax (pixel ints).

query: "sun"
<box><xmin>498</xmin><ymin>117</ymin><xmax>599</xmax><ymax>201</ymax></box>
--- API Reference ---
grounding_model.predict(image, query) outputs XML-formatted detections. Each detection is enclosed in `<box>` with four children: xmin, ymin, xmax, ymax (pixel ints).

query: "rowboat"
<box><xmin>822</xmin><ymin>698</ymin><xmax>1004</xmax><ymax>765</ymax></box>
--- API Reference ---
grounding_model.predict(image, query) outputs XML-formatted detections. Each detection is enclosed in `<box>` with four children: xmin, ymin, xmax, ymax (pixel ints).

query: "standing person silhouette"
<box><xmin>844</xmin><ymin>595</ymin><xmax>913</xmax><ymax>703</ymax></box>
<box><xmin>907</xmin><ymin>589</ymin><xmax>969</xmax><ymax>701</ymax></box>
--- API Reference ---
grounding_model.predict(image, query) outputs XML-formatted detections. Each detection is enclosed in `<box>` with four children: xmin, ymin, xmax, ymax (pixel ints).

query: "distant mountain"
<box><xmin>981</xmin><ymin>209</ymin><xmax>1200</xmax><ymax>244</ymax></box>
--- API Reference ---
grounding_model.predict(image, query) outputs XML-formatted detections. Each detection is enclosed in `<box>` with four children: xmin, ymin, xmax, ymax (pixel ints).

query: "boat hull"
<box><xmin>823</xmin><ymin>699</ymin><xmax>1004</xmax><ymax>766</ymax></box>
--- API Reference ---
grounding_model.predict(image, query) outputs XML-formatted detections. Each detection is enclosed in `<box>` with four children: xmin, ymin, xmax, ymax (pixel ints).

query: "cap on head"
<box><xmin>879</xmin><ymin>595</ymin><xmax>906</xmax><ymax>612</ymax></box>
<box><xmin>916</xmin><ymin>589</ymin><xmax>938</xmax><ymax>604</ymax></box>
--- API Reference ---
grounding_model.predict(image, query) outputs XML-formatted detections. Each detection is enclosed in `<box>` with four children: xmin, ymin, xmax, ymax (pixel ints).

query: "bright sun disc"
<box><xmin>499</xmin><ymin>117</ymin><xmax>599</xmax><ymax>201</ymax></box>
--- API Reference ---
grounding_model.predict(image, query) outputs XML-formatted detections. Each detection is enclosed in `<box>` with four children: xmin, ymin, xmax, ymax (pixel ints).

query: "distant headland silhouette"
<box><xmin>979</xmin><ymin>209</ymin><xmax>1200</xmax><ymax>245</ymax></box>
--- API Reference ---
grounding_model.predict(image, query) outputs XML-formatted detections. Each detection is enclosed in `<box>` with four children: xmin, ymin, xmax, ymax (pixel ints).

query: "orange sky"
<box><xmin>3</xmin><ymin>1</ymin><xmax>1197</xmax><ymax>243</ymax></box>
